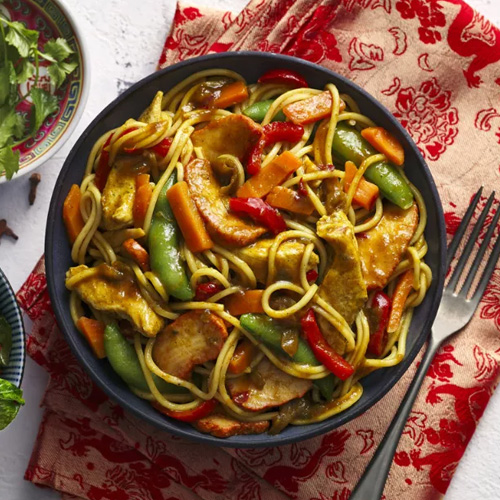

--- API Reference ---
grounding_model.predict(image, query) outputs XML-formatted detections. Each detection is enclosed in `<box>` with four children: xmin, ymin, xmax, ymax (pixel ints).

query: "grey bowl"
<box><xmin>45</xmin><ymin>52</ymin><xmax>446</xmax><ymax>447</ymax></box>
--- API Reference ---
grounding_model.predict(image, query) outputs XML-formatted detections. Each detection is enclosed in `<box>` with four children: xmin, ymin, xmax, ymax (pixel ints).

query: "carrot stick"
<box><xmin>361</xmin><ymin>127</ymin><xmax>405</xmax><ymax>166</ymax></box>
<box><xmin>225</xmin><ymin>290</ymin><xmax>265</xmax><ymax>316</ymax></box>
<box><xmin>63</xmin><ymin>184</ymin><xmax>85</xmax><ymax>244</ymax></box>
<box><xmin>77</xmin><ymin>317</ymin><xmax>106</xmax><ymax>359</ymax></box>
<box><xmin>167</xmin><ymin>181</ymin><xmax>214</xmax><ymax>253</ymax></box>
<box><xmin>212</xmin><ymin>81</ymin><xmax>249</xmax><ymax>109</ymax></box>
<box><xmin>266</xmin><ymin>186</ymin><xmax>315</xmax><ymax>215</ymax></box>
<box><xmin>133</xmin><ymin>174</ymin><xmax>153</xmax><ymax>228</ymax></box>
<box><xmin>228</xmin><ymin>338</ymin><xmax>257</xmax><ymax>375</ymax></box>
<box><xmin>283</xmin><ymin>91</ymin><xmax>346</xmax><ymax>125</ymax></box>
<box><xmin>237</xmin><ymin>151</ymin><xmax>302</xmax><ymax>198</ymax></box>
<box><xmin>387</xmin><ymin>270</ymin><xmax>414</xmax><ymax>333</ymax></box>
<box><xmin>123</xmin><ymin>238</ymin><xmax>150</xmax><ymax>272</ymax></box>
<box><xmin>136</xmin><ymin>173</ymin><xmax>150</xmax><ymax>189</ymax></box>
<box><xmin>343</xmin><ymin>161</ymin><xmax>380</xmax><ymax>210</ymax></box>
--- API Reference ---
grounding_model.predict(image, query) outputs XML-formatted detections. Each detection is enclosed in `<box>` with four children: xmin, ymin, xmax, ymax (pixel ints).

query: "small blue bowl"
<box><xmin>0</xmin><ymin>268</ymin><xmax>25</xmax><ymax>388</ymax></box>
<box><xmin>45</xmin><ymin>52</ymin><xmax>447</xmax><ymax>447</ymax></box>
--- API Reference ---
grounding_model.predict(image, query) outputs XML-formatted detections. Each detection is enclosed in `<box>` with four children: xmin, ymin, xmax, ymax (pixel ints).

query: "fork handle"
<box><xmin>349</xmin><ymin>334</ymin><xmax>441</xmax><ymax>500</ymax></box>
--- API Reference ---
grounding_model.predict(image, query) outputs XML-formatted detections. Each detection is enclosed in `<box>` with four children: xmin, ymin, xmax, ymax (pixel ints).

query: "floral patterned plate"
<box><xmin>0</xmin><ymin>0</ymin><xmax>89</xmax><ymax>183</ymax></box>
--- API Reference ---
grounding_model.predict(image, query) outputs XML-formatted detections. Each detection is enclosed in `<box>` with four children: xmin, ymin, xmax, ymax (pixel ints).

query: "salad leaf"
<box><xmin>4</xmin><ymin>20</ymin><xmax>38</xmax><ymax>58</ymax></box>
<box><xmin>30</xmin><ymin>87</ymin><xmax>58</xmax><ymax>133</ymax></box>
<box><xmin>0</xmin><ymin>105</ymin><xmax>24</xmax><ymax>147</ymax></box>
<box><xmin>0</xmin><ymin>316</ymin><xmax>12</xmax><ymax>367</ymax></box>
<box><xmin>0</xmin><ymin>378</ymin><xmax>24</xmax><ymax>430</ymax></box>
<box><xmin>0</xmin><ymin>145</ymin><xmax>20</xmax><ymax>180</ymax></box>
<box><xmin>44</xmin><ymin>37</ymin><xmax>73</xmax><ymax>62</ymax></box>
<box><xmin>15</xmin><ymin>57</ymin><xmax>35</xmax><ymax>84</ymax></box>
<box><xmin>48</xmin><ymin>58</ymin><xmax>77</xmax><ymax>89</ymax></box>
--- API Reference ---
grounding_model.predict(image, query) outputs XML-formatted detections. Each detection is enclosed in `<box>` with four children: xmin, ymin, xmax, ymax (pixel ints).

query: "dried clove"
<box><xmin>0</xmin><ymin>220</ymin><xmax>18</xmax><ymax>244</ymax></box>
<box><xmin>29</xmin><ymin>173</ymin><xmax>41</xmax><ymax>205</ymax></box>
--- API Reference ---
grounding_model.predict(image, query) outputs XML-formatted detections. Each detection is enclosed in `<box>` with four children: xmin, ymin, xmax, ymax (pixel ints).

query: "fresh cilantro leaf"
<box><xmin>15</xmin><ymin>57</ymin><xmax>34</xmax><ymax>84</ymax></box>
<box><xmin>44</xmin><ymin>37</ymin><xmax>73</xmax><ymax>62</ymax></box>
<box><xmin>0</xmin><ymin>106</ymin><xmax>25</xmax><ymax>148</ymax></box>
<box><xmin>4</xmin><ymin>20</ymin><xmax>38</xmax><ymax>58</ymax></box>
<box><xmin>0</xmin><ymin>378</ymin><xmax>24</xmax><ymax>430</ymax></box>
<box><xmin>0</xmin><ymin>316</ymin><xmax>12</xmax><ymax>367</ymax></box>
<box><xmin>0</xmin><ymin>145</ymin><xmax>20</xmax><ymax>179</ymax></box>
<box><xmin>47</xmin><ymin>58</ymin><xmax>77</xmax><ymax>88</ymax></box>
<box><xmin>30</xmin><ymin>86</ymin><xmax>58</xmax><ymax>132</ymax></box>
<box><xmin>0</xmin><ymin>64</ymin><xmax>10</xmax><ymax>106</ymax></box>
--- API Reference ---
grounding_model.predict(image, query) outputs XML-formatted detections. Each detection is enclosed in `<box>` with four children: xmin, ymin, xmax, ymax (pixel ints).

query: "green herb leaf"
<box><xmin>30</xmin><ymin>87</ymin><xmax>58</xmax><ymax>133</ymax></box>
<box><xmin>0</xmin><ymin>105</ymin><xmax>24</xmax><ymax>147</ymax></box>
<box><xmin>15</xmin><ymin>57</ymin><xmax>35</xmax><ymax>84</ymax></box>
<box><xmin>4</xmin><ymin>21</ymin><xmax>38</xmax><ymax>58</ymax></box>
<box><xmin>0</xmin><ymin>145</ymin><xmax>20</xmax><ymax>179</ymax></box>
<box><xmin>0</xmin><ymin>378</ymin><xmax>24</xmax><ymax>430</ymax></box>
<box><xmin>0</xmin><ymin>64</ymin><xmax>10</xmax><ymax>106</ymax></box>
<box><xmin>44</xmin><ymin>37</ymin><xmax>73</xmax><ymax>62</ymax></box>
<box><xmin>47</xmin><ymin>58</ymin><xmax>77</xmax><ymax>88</ymax></box>
<box><xmin>0</xmin><ymin>316</ymin><xmax>12</xmax><ymax>367</ymax></box>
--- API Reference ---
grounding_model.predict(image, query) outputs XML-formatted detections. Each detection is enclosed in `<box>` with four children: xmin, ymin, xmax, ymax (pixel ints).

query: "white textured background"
<box><xmin>0</xmin><ymin>0</ymin><xmax>499</xmax><ymax>498</ymax></box>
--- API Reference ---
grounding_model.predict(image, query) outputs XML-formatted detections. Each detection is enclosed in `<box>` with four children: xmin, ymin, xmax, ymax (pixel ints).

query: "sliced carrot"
<box><xmin>266</xmin><ymin>186</ymin><xmax>315</xmax><ymax>215</ymax></box>
<box><xmin>225</xmin><ymin>290</ymin><xmax>265</xmax><ymax>316</ymax></box>
<box><xmin>343</xmin><ymin>161</ymin><xmax>380</xmax><ymax>211</ymax></box>
<box><xmin>361</xmin><ymin>126</ymin><xmax>405</xmax><ymax>166</ymax></box>
<box><xmin>283</xmin><ymin>91</ymin><xmax>346</xmax><ymax>125</ymax></box>
<box><xmin>77</xmin><ymin>317</ymin><xmax>106</xmax><ymax>359</ymax></box>
<box><xmin>167</xmin><ymin>181</ymin><xmax>214</xmax><ymax>253</ymax></box>
<box><xmin>237</xmin><ymin>151</ymin><xmax>302</xmax><ymax>198</ymax></box>
<box><xmin>122</xmin><ymin>238</ymin><xmax>150</xmax><ymax>272</ymax></box>
<box><xmin>228</xmin><ymin>338</ymin><xmax>257</xmax><ymax>375</ymax></box>
<box><xmin>387</xmin><ymin>270</ymin><xmax>414</xmax><ymax>333</ymax></box>
<box><xmin>212</xmin><ymin>81</ymin><xmax>249</xmax><ymax>109</ymax></box>
<box><xmin>63</xmin><ymin>184</ymin><xmax>85</xmax><ymax>244</ymax></box>
<box><xmin>133</xmin><ymin>175</ymin><xmax>153</xmax><ymax>228</ymax></box>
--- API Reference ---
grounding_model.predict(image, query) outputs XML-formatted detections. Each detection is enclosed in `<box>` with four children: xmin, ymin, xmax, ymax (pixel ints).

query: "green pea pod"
<box><xmin>332</xmin><ymin>122</ymin><xmax>414</xmax><ymax>210</ymax></box>
<box><xmin>0</xmin><ymin>316</ymin><xmax>12</xmax><ymax>367</ymax></box>
<box><xmin>103</xmin><ymin>323</ymin><xmax>187</xmax><ymax>394</ymax></box>
<box><xmin>148</xmin><ymin>172</ymin><xmax>194</xmax><ymax>301</ymax></box>
<box><xmin>240</xmin><ymin>313</ymin><xmax>333</xmax><ymax>399</ymax></box>
<box><xmin>243</xmin><ymin>100</ymin><xmax>286</xmax><ymax>123</ymax></box>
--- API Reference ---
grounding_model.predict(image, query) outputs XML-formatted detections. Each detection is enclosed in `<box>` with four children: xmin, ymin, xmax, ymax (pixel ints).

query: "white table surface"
<box><xmin>0</xmin><ymin>0</ymin><xmax>499</xmax><ymax>498</ymax></box>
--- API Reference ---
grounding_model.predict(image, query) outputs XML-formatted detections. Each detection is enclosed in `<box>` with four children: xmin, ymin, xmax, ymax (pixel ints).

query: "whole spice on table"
<box><xmin>29</xmin><ymin>173</ymin><xmax>41</xmax><ymax>205</ymax></box>
<box><xmin>0</xmin><ymin>220</ymin><xmax>18</xmax><ymax>243</ymax></box>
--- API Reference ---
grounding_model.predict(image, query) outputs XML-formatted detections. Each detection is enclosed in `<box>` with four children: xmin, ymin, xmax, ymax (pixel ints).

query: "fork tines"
<box><xmin>446</xmin><ymin>187</ymin><xmax>500</xmax><ymax>301</ymax></box>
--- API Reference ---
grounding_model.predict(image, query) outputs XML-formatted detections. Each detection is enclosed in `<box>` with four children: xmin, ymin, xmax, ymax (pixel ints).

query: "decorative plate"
<box><xmin>0</xmin><ymin>0</ymin><xmax>89</xmax><ymax>183</ymax></box>
<box><xmin>0</xmin><ymin>268</ymin><xmax>25</xmax><ymax>388</ymax></box>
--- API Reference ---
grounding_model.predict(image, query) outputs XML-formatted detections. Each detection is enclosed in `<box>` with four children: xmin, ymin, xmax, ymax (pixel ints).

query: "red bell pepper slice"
<box><xmin>153</xmin><ymin>398</ymin><xmax>217</xmax><ymax>422</ymax></box>
<box><xmin>247</xmin><ymin>122</ymin><xmax>304</xmax><ymax>175</ymax></box>
<box><xmin>258</xmin><ymin>69</ymin><xmax>309</xmax><ymax>88</ymax></box>
<box><xmin>195</xmin><ymin>281</ymin><xmax>224</xmax><ymax>301</ymax></box>
<box><xmin>229</xmin><ymin>197</ymin><xmax>287</xmax><ymax>235</ymax></box>
<box><xmin>306</xmin><ymin>269</ymin><xmax>318</xmax><ymax>283</ymax></box>
<box><xmin>301</xmin><ymin>309</ymin><xmax>354</xmax><ymax>381</ymax></box>
<box><xmin>151</xmin><ymin>137</ymin><xmax>173</xmax><ymax>157</ymax></box>
<box><xmin>366</xmin><ymin>291</ymin><xmax>391</xmax><ymax>357</ymax></box>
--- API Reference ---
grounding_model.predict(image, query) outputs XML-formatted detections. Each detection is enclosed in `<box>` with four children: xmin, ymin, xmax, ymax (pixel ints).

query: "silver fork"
<box><xmin>350</xmin><ymin>187</ymin><xmax>500</xmax><ymax>500</ymax></box>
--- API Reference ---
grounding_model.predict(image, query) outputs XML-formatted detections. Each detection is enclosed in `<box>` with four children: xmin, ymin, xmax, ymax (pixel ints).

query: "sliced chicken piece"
<box><xmin>101</xmin><ymin>156</ymin><xmax>148</xmax><ymax>230</ymax></box>
<box><xmin>317</xmin><ymin>211</ymin><xmax>367</xmax><ymax>325</ymax></box>
<box><xmin>357</xmin><ymin>202</ymin><xmax>419</xmax><ymax>290</ymax></box>
<box><xmin>139</xmin><ymin>91</ymin><xmax>163</xmax><ymax>123</ymax></box>
<box><xmin>227</xmin><ymin>358</ymin><xmax>312</xmax><ymax>411</ymax></box>
<box><xmin>191</xmin><ymin>114</ymin><xmax>262</xmax><ymax>164</ymax></box>
<box><xmin>185</xmin><ymin>158</ymin><xmax>266</xmax><ymax>246</ymax></box>
<box><xmin>194</xmin><ymin>411</ymin><xmax>269</xmax><ymax>437</ymax></box>
<box><xmin>152</xmin><ymin>310</ymin><xmax>228</xmax><ymax>379</ymax></box>
<box><xmin>234</xmin><ymin>239</ymin><xmax>319</xmax><ymax>285</ymax></box>
<box><xmin>66</xmin><ymin>262</ymin><xmax>163</xmax><ymax>337</ymax></box>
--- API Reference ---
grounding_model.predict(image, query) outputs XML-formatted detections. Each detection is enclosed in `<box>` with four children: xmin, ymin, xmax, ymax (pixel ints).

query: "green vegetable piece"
<box><xmin>0</xmin><ymin>145</ymin><xmax>19</xmax><ymax>180</ymax></box>
<box><xmin>3</xmin><ymin>21</ymin><xmax>38</xmax><ymax>58</ymax></box>
<box><xmin>43</xmin><ymin>38</ymin><xmax>74</xmax><ymax>62</ymax></box>
<box><xmin>0</xmin><ymin>378</ymin><xmax>24</xmax><ymax>430</ymax></box>
<box><xmin>243</xmin><ymin>99</ymin><xmax>286</xmax><ymax>123</ymax></box>
<box><xmin>149</xmin><ymin>172</ymin><xmax>194</xmax><ymax>301</ymax></box>
<box><xmin>332</xmin><ymin>122</ymin><xmax>414</xmax><ymax>210</ymax></box>
<box><xmin>103</xmin><ymin>323</ymin><xmax>187</xmax><ymax>394</ymax></box>
<box><xmin>0</xmin><ymin>315</ymin><xmax>12</xmax><ymax>366</ymax></box>
<box><xmin>0</xmin><ymin>65</ymin><xmax>11</xmax><ymax>107</ymax></box>
<box><xmin>314</xmin><ymin>374</ymin><xmax>335</xmax><ymax>400</ymax></box>
<box><xmin>30</xmin><ymin>87</ymin><xmax>58</xmax><ymax>133</ymax></box>
<box><xmin>47</xmin><ymin>59</ymin><xmax>78</xmax><ymax>89</ymax></box>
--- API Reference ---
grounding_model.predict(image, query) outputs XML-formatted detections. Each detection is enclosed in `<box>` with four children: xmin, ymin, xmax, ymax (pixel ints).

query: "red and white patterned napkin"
<box><xmin>17</xmin><ymin>1</ymin><xmax>500</xmax><ymax>498</ymax></box>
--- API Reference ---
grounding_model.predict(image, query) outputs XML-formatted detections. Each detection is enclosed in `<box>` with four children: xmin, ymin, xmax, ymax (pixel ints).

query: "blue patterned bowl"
<box><xmin>0</xmin><ymin>268</ymin><xmax>25</xmax><ymax>388</ymax></box>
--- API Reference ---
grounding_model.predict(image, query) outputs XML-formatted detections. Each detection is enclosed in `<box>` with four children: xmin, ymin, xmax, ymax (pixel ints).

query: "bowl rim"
<box><xmin>46</xmin><ymin>51</ymin><xmax>447</xmax><ymax>447</ymax></box>
<box><xmin>0</xmin><ymin>0</ymin><xmax>91</xmax><ymax>184</ymax></box>
<box><xmin>0</xmin><ymin>267</ymin><xmax>26</xmax><ymax>389</ymax></box>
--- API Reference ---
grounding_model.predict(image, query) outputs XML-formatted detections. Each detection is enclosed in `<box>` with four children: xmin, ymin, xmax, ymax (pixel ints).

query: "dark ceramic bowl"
<box><xmin>45</xmin><ymin>52</ymin><xmax>446</xmax><ymax>447</ymax></box>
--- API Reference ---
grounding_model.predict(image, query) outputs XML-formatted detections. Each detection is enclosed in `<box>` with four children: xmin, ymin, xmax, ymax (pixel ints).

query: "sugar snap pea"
<box><xmin>243</xmin><ymin>100</ymin><xmax>286</xmax><ymax>123</ymax></box>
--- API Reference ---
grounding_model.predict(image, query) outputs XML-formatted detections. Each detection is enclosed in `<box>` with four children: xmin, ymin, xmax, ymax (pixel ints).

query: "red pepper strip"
<box><xmin>298</xmin><ymin>178</ymin><xmax>308</xmax><ymax>196</ymax></box>
<box><xmin>301</xmin><ymin>309</ymin><xmax>354</xmax><ymax>381</ymax></box>
<box><xmin>367</xmin><ymin>291</ymin><xmax>391</xmax><ymax>357</ymax></box>
<box><xmin>246</xmin><ymin>122</ymin><xmax>305</xmax><ymax>176</ymax></box>
<box><xmin>152</xmin><ymin>137</ymin><xmax>173</xmax><ymax>157</ymax></box>
<box><xmin>195</xmin><ymin>281</ymin><xmax>224</xmax><ymax>301</ymax></box>
<box><xmin>258</xmin><ymin>69</ymin><xmax>309</xmax><ymax>88</ymax></box>
<box><xmin>306</xmin><ymin>269</ymin><xmax>318</xmax><ymax>282</ymax></box>
<box><xmin>153</xmin><ymin>398</ymin><xmax>217</xmax><ymax>422</ymax></box>
<box><xmin>229</xmin><ymin>197</ymin><xmax>287</xmax><ymax>235</ymax></box>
